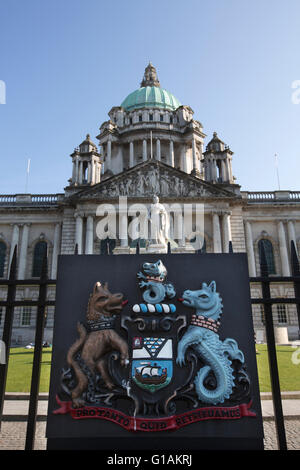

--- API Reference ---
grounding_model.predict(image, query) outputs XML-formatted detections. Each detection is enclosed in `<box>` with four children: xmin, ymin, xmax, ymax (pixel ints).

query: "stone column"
<box><xmin>75</xmin><ymin>214</ymin><xmax>83</xmax><ymax>254</ymax></box>
<box><xmin>92</xmin><ymin>159</ymin><xmax>96</xmax><ymax>185</ymax></box>
<box><xmin>51</xmin><ymin>223</ymin><xmax>61</xmax><ymax>278</ymax></box>
<box><xmin>106</xmin><ymin>139</ymin><xmax>112</xmax><ymax>170</ymax></box>
<box><xmin>143</xmin><ymin>139</ymin><xmax>147</xmax><ymax>161</ymax></box>
<box><xmin>222</xmin><ymin>212</ymin><xmax>232</xmax><ymax>253</ymax></box>
<box><xmin>277</xmin><ymin>220</ymin><xmax>290</xmax><ymax>276</ymax></box>
<box><xmin>9</xmin><ymin>224</ymin><xmax>20</xmax><ymax>269</ymax></box>
<box><xmin>213</xmin><ymin>214</ymin><xmax>222</xmax><ymax>253</ymax></box>
<box><xmin>178</xmin><ymin>211</ymin><xmax>186</xmax><ymax>247</ymax></box>
<box><xmin>79</xmin><ymin>161</ymin><xmax>83</xmax><ymax>184</ymax></box>
<box><xmin>97</xmin><ymin>162</ymin><xmax>101</xmax><ymax>183</ymax></box>
<box><xmin>245</xmin><ymin>221</ymin><xmax>256</xmax><ymax>276</ymax></box>
<box><xmin>192</xmin><ymin>138</ymin><xmax>197</xmax><ymax>172</ymax></box>
<box><xmin>72</xmin><ymin>159</ymin><xmax>76</xmax><ymax>183</ymax></box>
<box><xmin>18</xmin><ymin>223</ymin><xmax>30</xmax><ymax>279</ymax></box>
<box><xmin>204</xmin><ymin>159</ymin><xmax>210</xmax><ymax>181</ymax></box>
<box><xmin>287</xmin><ymin>220</ymin><xmax>297</xmax><ymax>255</ymax></box>
<box><xmin>85</xmin><ymin>215</ymin><xmax>94</xmax><ymax>254</ymax></box>
<box><xmin>156</xmin><ymin>139</ymin><xmax>161</xmax><ymax>161</ymax></box>
<box><xmin>169</xmin><ymin>140</ymin><xmax>174</xmax><ymax>167</ymax></box>
<box><xmin>120</xmin><ymin>213</ymin><xmax>128</xmax><ymax>247</ymax></box>
<box><xmin>212</xmin><ymin>159</ymin><xmax>217</xmax><ymax>182</ymax></box>
<box><xmin>180</xmin><ymin>145</ymin><xmax>187</xmax><ymax>172</ymax></box>
<box><xmin>87</xmin><ymin>162</ymin><xmax>91</xmax><ymax>184</ymax></box>
<box><xmin>75</xmin><ymin>155</ymin><xmax>79</xmax><ymax>183</ymax></box>
<box><xmin>225</xmin><ymin>159</ymin><xmax>230</xmax><ymax>181</ymax></box>
<box><xmin>221</xmin><ymin>160</ymin><xmax>226</xmax><ymax>182</ymax></box>
<box><xmin>212</xmin><ymin>213</ymin><xmax>222</xmax><ymax>253</ymax></box>
<box><xmin>129</xmin><ymin>141</ymin><xmax>134</xmax><ymax>167</ymax></box>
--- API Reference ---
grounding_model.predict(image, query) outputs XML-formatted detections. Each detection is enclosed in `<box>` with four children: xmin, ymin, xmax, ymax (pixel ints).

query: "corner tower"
<box><xmin>68</xmin><ymin>134</ymin><xmax>102</xmax><ymax>189</ymax></box>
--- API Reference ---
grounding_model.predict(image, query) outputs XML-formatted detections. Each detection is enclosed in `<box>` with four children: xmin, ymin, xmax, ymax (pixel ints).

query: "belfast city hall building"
<box><xmin>0</xmin><ymin>63</ymin><xmax>299</xmax><ymax>345</ymax></box>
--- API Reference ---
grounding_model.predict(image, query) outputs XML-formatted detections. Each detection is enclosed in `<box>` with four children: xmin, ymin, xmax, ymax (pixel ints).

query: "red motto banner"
<box><xmin>53</xmin><ymin>395</ymin><xmax>256</xmax><ymax>432</ymax></box>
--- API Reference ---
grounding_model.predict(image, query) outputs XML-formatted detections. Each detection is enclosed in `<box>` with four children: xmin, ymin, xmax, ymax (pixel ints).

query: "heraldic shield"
<box><xmin>131</xmin><ymin>336</ymin><xmax>173</xmax><ymax>393</ymax></box>
<box><xmin>49</xmin><ymin>254</ymin><xmax>262</xmax><ymax>445</ymax></box>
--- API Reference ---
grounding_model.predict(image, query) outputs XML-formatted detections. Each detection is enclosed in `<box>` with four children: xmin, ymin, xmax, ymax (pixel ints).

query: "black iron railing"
<box><xmin>0</xmin><ymin>241</ymin><xmax>299</xmax><ymax>450</ymax></box>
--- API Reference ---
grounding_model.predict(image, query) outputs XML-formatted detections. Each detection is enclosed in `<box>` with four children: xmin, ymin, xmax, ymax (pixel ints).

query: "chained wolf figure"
<box><xmin>137</xmin><ymin>259</ymin><xmax>176</xmax><ymax>304</ymax></box>
<box><xmin>176</xmin><ymin>281</ymin><xmax>245</xmax><ymax>405</ymax></box>
<box><xmin>66</xmin><ymin>281</ymin><xmax>129</xmax><ymax>408</ymax></box>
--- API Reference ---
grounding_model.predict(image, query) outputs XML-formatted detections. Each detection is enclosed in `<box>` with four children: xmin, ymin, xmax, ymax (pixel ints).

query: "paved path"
<box><xmin>1</xmin><ymin>397</ymin><xmax>300</xmax><ymax>450</ymax></box>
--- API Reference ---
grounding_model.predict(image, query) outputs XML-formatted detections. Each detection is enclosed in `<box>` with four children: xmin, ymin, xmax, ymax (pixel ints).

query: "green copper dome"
<box><xmin>121</xmin><ymin>63</ymin><xmax>181</xmax><ymax>112</ymax></box>
<box><xmin>121</xmin><ymin>86</ymin><xmax>181</xmax><ymax>111</ymax></box>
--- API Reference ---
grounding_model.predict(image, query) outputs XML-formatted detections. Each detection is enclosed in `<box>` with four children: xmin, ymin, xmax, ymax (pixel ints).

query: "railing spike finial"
<box><xmin>136</xmin><ymin>240</ymin><xmax>140</xmax><ymax>255</ymax></box>
<box><xmin>167</xmin><ymin>241</ymin><xmax>171</xmax><ymax>254</ymax></box>
<box><xmin>74</xmin><ymin>243</ymin><xmax>78</xmax><ymax>255</ymax></box>
<box><xmin>229</xmin><ymin>241</ymin><xmax>233</xmax><ymax>253</ymax></box>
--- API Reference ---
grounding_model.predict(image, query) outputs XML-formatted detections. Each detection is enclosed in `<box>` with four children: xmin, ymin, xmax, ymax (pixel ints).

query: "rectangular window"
<box><xmin>160</xmin><ymin>115</ymin><xmax>164</xmax><ymax>122</ymax></box>
<box><xmin>139</xmin><ymin>115</ymin><xmax>142</xmax><ymax>122</ymax></box>
<box><xmin>129</xmin><ymin>117</ymin><xmax>133</xmax><ymax>125</ymax></box>
<box><xmin>21</xmin><ymin>307</ymin><xmax>32</xmax><ymax>326</ymax></box>
<box><xmin>170</xmin><ymin>117</ymin><xmax>173</xmax><ymax>124</ymax></box>
<box><xmin>149</xmin><ymin>114</ymin><xmax>153</xmax><ymax>121</ymax></box>
<box><xmin>277</xmin><ymin>304</ymin><xmax>287</xmax><ymax>324</ymax></box>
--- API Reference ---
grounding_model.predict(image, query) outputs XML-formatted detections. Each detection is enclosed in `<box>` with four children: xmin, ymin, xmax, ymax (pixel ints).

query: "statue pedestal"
<box><xmin>147</xmin><ymin>243</ymin><xmax>168</xmax><ymax>254</ymax></box>
<box><xmin>113</xmin><ymin>246</ymin><xmax>131</xmax><ymax>255</ymax></box>
<box><xmin>172</xmin><ymin>244</ymin><xmax>195</xmax><ymax>254</ymax></box>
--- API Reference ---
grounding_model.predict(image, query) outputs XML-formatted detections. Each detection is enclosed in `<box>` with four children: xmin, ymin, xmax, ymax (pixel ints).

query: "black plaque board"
<box><xmin>46</xmin><ymin>253</ymin><xmax>264</xmax><ymax>450</ymax></box>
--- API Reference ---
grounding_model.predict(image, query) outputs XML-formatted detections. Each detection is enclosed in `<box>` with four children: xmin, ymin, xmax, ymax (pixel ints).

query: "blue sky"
<box><xmin>1</xmin><ymin>0</ymin><xmax>300</xmax><ymax>194</ymax></box>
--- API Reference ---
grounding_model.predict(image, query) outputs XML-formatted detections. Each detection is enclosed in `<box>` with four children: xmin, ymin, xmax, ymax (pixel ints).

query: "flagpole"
<box><xmin>25</xmin><ymin>158</ymin><xmax>31</xmax><ymax>193</ymax></box>
<box><xmin>274</xmin><ymin>153</ymin><xmax>280</xmax><ymax>190</ymax></box>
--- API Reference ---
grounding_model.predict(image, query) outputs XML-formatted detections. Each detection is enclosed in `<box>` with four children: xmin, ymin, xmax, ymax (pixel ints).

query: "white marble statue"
<box><xmin>149</xmin><ymin>195</ymin><xmax>170</xmax><ymax>245</ymax></box>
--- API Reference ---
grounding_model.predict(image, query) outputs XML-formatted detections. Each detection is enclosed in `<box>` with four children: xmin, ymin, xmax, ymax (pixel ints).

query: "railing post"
<box><xmin>229</xmin><ymin>241</ymin><xmax>233</xmax><ymax>253</ymax></box>
<box><xmin>0</xmin><ymin>247</ymin><xmax>17</xmax><ymax>430</ymax></box>
<box><xmin>136</xmin><ymin>240</ymin><xmax>140</xmax><ymax>255</ymax></box>
<box><xmin>25</xmin><ymin>252</ymin><xmax>48</xmax><ymax>450</ymax></box>
<box><xmin>291</xmin><ymin>240</ymin><xmax>300</xmax><ymax>335</ymax></box>
<box><xmin>259</xmin><ymin>243</ymin><xmax>287</xmax><ymax>450</ymax></box>
<box><xmin>167</xmin><ymin>241</ymin><xmax>171</xmax><ymax>254</ymax></box>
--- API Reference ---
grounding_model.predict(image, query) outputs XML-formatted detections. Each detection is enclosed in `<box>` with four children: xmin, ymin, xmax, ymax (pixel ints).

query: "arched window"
<box><xmin>32</xmin><ymin>241</ymin><xmax>47</xmax><ymax>277</ymax></box>
<box><xmin>258</xmin><ymin>239</ymin><xmax>276</xmax><ymax>275</ymax></box>
<box><xmin>0</xmin><ymin>242</ymin><xmax>6</xmax><ymax>277</ymax></box>
<box><xmin>100</xmin><ymin>238</ymin><xmax>116</xmax><ymax>255</ymax></box>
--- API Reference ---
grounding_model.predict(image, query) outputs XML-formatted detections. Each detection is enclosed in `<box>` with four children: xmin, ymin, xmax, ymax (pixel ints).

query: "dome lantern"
<box><xmin>140</xmin><ymin>62</ymin><xmax>160</xmax><ymax>88</ymax></box>
<box><xmin>121</xmin><ymin>64</ymin><xmax>181</xmax><ymax>112</ymax></box>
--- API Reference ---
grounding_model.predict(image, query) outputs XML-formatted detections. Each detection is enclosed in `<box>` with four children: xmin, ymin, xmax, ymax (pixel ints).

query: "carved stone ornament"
<box><xmin>74</xmin><ymin>161</ymin><xmax>237</xmax><ymax>200</ymax></box>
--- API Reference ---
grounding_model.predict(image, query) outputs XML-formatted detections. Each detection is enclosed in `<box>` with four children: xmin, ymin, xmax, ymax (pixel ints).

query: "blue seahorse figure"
<box><xmin>176</xmin><ymin>281</ymin><xmax>245</xmax><ymax>405</ymax></box>
<box><xmin>137</xmin><ymin>260</ymin><xmax>176</xmax><ymax>304</ymax></box>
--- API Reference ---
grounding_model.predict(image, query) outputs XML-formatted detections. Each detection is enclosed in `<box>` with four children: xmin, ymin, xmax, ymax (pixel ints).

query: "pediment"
<box><xmin>73</xmin><ymin>161</ymin><xmax>238</xmax><ymax>201</ymax></box>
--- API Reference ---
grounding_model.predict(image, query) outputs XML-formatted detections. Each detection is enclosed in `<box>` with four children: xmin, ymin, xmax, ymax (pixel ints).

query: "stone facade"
<box><xmin>0</xmin><ymin>64</ymin><xmax>299</xmax><ymax>344</ymax></box>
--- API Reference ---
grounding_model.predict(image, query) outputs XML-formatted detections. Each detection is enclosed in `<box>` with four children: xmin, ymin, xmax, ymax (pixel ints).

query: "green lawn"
<box><xmin>4</xmin><ymin>344</ymin><xmax>300</xmax><ymax>393</ymax></box>
<box><xmin>256</xmin><ymin>344</ymin><xmax>300</xmax><ymax>393</ymax></box>
<box><xmin>5</xmin><ymin>348</ymin><xmax>52</xmax><ymax>393</ymax></box>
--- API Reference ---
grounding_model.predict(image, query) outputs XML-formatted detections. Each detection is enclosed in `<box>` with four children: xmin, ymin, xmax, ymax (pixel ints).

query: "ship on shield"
<box><xmin>131</xmin><ymin>336</ymin><xmax>173</xmax><ymax>393</ymax></box>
